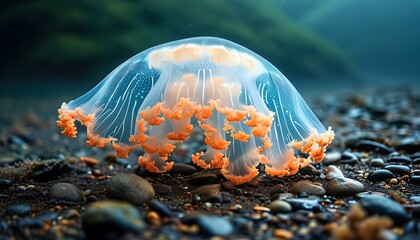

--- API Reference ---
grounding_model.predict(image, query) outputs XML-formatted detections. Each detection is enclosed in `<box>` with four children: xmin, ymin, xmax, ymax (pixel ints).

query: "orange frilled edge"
<box><xmin>57</xmin><ymin>100</ymin><xmax>334</xmax><ymax>185</ymax></box>
<box><xmin>264</xmin><ymin>127</ymin><xmax>335</xmax><ymax>178</ymax></box>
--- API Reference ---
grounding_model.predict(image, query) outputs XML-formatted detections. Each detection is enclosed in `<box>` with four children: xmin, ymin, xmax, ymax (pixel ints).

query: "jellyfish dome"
<box><xmin>57</xmin><ymin>37</ymin><xmax>334</xmax><ymax>185</ymax></box>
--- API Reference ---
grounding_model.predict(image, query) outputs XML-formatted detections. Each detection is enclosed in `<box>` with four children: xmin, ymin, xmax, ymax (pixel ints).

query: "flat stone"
<box><xmin>325</xmin><ymin>165</ymin><xmax>345</xmax><ymax>179</ymax></box>
<box><xmin>410</xmin><ymin>175</ymin><xmax>420</xmax><ymax>184</ymax></box>
<box><xmin>6</xmin><ymin>203</ymin><xmax>31</xmax><ymax>216</ymax></box>
<box><xmin>290</xmin><ymin>180</ymin><xmax>325</xmax><ymax>196</ymax></box>
<box><xmin>152</xmin><ymin>184</ymin><xmax>171</xmax><ymax>195</ymax></box>
<box><xmin>196</xmin><ymin>216</ymin><xmax>233</xmax><ymax>237</ymax></box>
<box><xmin>355</xmin><ymin>140</ymin><xmax>393</xmax><ymax>154</ymax></box>
<box><xmin>326</xmin><ymin>178</ymin><xmax>365</xmax><ymax>196</ymax></box>
<box><xmin>369</xmin><ymin>158</ymin><xmax>385</xmax><ymax>167</ymax></box>
<box><xmin>298</xmin><ymin>165</ymin><xmax>319</xmax><ymax>175</ymax></box>
<box><xmin>221</xmin><ymin>181</ymin><xmax>236</xmax><ymax>191</ymax></box>
<box><xmin>82</xmin><ymin>200</ymin><xmax>145</xmax><ymax>239</ymax></box>
<box><xmin>148</xmin><ymin>200</ymin><xmax>173</xmax><ymax>218</ymax></box>
<box><xmin>269</xmin><ymin>184</ymin><xmax>286</xmax><ymax>196</ymax></box>
<box><xmin>285</xmin><ymin>198</ymin><xmax>322</xmax><ymax>212</ymax></box>
<box><xmin>267</xmin><ymin>200</ymin><xmax>292</xmax><ymax>214</ymax></box>
<box><xmin>359</xmin><ymin>195</ymin><xmax>410</xmax><ymax>224</ymax></box>
<box><xmin>384</xmin><ymin>165</ymin><xmax>411</xmax><ymax>175</ymax></box>
<box><xmin>193</xmin><ymin>184</ymin><xmax>222</xmax><ymax>203</ymax></box>
<box><xmin>340</xmin><ymin>151</ymin><xmax>359</xmax><ymax>165</ymax></box>
<box><xmin>323</xmin><ymin>152</ymin><xmax>342</xmax><ymax>165</ymax></box>
<box><xmin>0</xmin><ymin>179</ymin><xmax>12</xmax><ymax>190</ymax></box>
<box><xmin>368</xmin><ymin>169</ymin><xmax>395</xmax><ymax>182</ymax></box>
<box><xmin>106</xmin><ymin>174</ymin><xmax>155</xmax><ymax>205</ymax></box>
<box><xmin>49</xmin><ymin>182</ymin><xmax>84</xmax><ymax>202</ymax></box>
<box><xmin>169</xmin><ymin>163</ymin><xmax>197</xmax><ymax>175</ymax></box>
<box><xmin>188</xmin><ymin>172</ymin><xmax>219</xmax><ymax>186</ymax></box>
<box><xmin>386</xmin><ymin>155</ymin><xmax>412</xmax><ymax>164</ymax></box>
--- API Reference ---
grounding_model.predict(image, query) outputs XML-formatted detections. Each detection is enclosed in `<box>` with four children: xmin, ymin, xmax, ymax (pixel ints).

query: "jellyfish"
<box><xmin>57</xmin><ymin>37</ymin><xmax>334</xmax><ymax>185</ymax></box>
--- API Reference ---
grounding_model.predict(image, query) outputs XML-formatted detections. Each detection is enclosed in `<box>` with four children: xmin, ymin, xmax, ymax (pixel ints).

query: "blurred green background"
<box><xmin>1</xmin><ymin>0</ymin><xmax>419</xmax><ymax>97</ymax></box>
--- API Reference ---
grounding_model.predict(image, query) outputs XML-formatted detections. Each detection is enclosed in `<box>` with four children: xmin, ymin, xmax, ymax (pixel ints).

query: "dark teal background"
<box><xmin>1</xmin><ymin>0</ymin><xmax>419</xmax><ymax>97</ymax></box>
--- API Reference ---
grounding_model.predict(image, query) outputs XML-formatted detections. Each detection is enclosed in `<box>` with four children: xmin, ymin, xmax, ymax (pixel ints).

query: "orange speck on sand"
<box><xmin>80</xmin><ymin>156</ymin><xmax>100</xmax><ymax>166</ymax></box>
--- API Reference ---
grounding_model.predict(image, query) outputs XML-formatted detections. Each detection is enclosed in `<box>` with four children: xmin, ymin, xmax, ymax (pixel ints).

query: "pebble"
<box><xmin>0</xmin><ymin>179</ymin><xmax>12</xmax><ymax>190</ymax></box>
<box><xmin>188</xmin><ymin>172</ymin><xmax>219</xmax><ymax>186</ymax></box>
<box><xmin>106</xmin><ymin>174</ymin><xmax>155</xmax><ymax>205</ymax></box>
<box><xmin>221</xmin><ymin>181</ymin><xmax>236</xmax><ymax>191</ymax></box>
<box><xmin>356</xmin><ymin>191</ymin><xmax>386</xmax><ymax>198</ymax></box>
<box><xmin>82</xmin><ymin>200</ymin><xmax>145</xmax><ymax>239</ymax></box>
<box><xmin>395</xmin><ymin>137</ymin><xmax>420</xmax><ymax>153</ymax></box>
<box><xmin>340</xmin><ymin>151</ymin><xmax>359</xmax><ymax>165</ymax></box>
<box><xmin>6</xmin><ymin>203</ymin><xmax>31</xmax><ymax>216</ymax></box>
<box><xmin>269</xmin><ymin>184</ymin><xmax>286</xmax><ymax>196</ymax></box>
<box><xmin>298</xmin><ymin>164</ymin><xmax>319</xmax><ymax>175</ymax></box>
<box><xmin>285</xmin><ymin>198</ymin><xmax>322</xmax><ymax>212</ymax></box>
<box><xmin>148</xmin><ymin>200</ymin><xmax>173</xmax><ymax>218</ymax></box>
<box><xmin>325</xmin><ymin>165</ymin><xmax>345</xmax><ymax>179</ymax></box>
<box><xmin>323</xmin><ymin>151</ymin><xmax>342</xmax><ymax>165</ymax></box>
<box><xmin>196</xmin><ymin>216</ymin><xmax>233</xmax><ymax>237</ymax></box>
<box><xmin>0</xmin><ymin>194</ymin><xmax>9</xmax><ymax>200</ymax></box>
<box><xmin>80</xmin><ymin>156</ymin><xmax>100</xmax><ymax>166</ymax></box>
<box><xmin>369</xmin><ymin>158</ymin><xmax>385</xmax><ymax>167</ymax></box>
<box><xmin>410</xmin><ymin>176</ymin><xmax>420</xmax><ymax>184</ymax></box>
<box><xmin>326</xmin><ymin>178</ymin><xmax>365</xmax><ymax>196</ymax></box>
<box><xmin>48</xmin><ymin>182</ymin><xmax>84</xmax><ymax>202</ymax></box>
<box><xmin>384</xmin><ymin>165</ymin><xmax>411</xmax><ymax>175</ymax></box>
<box><xmin>359</xmin><ymin>195</ymin><xmax>410</xmax><ymax>223</ymax></box>
<box><xmin>290</xmin><ymin>180</ymin><xmax>325</xmax><ymax>196</ymax></box>
<box><xmin>368</xmin><ymin>169</ymin><xmax>396</xmax><ymax>182</ymax></box>
<box><xmin>169</xmin><ymin>163</ymin><xmax>197</xmax><ymax>175</ymax></box>
<box><xmin>0</xmin><ymin>155</ymin><xmax>20</xmax><ymax>166</ymax></box>
<box><xmin>273</xmin><ymin>229</ymin><xmax>293</xmax><ymax>239</ymax></box>
<box><xmin>267</xmin><ymin>200</ymin><xmax>292</xmax><ymax>214</ymax></box>
<box><xmin>152</xmin><ymin>184</ymin><xmax>171</xmax><ymax>195</ymax></box>
<box><xmin>389</xmin><ymin>178</ymin><xmax>398</xmax><ymax>184</ymax></box>
<box><xmin>193</xmin><ymin>184</ymin><xmax>222</xmax><ymax>203</ymax></box>
<box><xmin>386</xmin><ymin>155</ymin><xmax>412</xmax><ymax>165</ymax></box>
<box><xmin>410</xmin><ymin>196</ymin><xmax>420</xmax><ymax>203</ymax></box>
<box><xmin>355</xmin><ymin>140</ymin><xmax>393</xmax><ymax>154</ymax></box>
